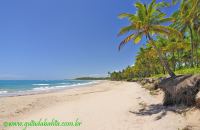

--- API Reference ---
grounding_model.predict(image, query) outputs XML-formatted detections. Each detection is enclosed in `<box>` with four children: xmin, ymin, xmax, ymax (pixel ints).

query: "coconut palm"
<box><xmin>118</xmin><ymin>0</ymin><xmax>182</xmax><ymax>78</ymax></box>
<box><xmin>172</xmin><ymin>0</ymin><xmax>200</xmax><ymax>67</ymax></box>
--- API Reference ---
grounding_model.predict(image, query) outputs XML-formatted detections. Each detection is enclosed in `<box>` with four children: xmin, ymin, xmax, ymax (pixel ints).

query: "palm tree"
<box><xmin>172</xmin><ymin>0</ymin><xmax>200</xmax><ymax>67</ymax></box>
<box><xmin>118</xmin><ymin>0</ymin><xmax>182</xmax><ymax>78</ymax></box>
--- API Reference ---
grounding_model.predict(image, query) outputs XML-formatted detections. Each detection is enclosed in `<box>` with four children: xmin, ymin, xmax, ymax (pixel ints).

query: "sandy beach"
<box><xmin>1</xmin><ymin>81</ymin><xmax>200</xmax><ymax>130</ymax></box>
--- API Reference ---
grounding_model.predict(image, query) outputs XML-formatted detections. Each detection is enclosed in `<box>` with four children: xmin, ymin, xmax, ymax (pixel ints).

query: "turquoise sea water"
<box><xmin>0</xmin><ymin>80</ymin><xmax>95</xmax><ymax>97</ymax></box>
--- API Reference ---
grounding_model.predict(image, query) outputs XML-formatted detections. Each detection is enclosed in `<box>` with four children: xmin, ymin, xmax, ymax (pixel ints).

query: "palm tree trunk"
<box><xmin>172</xmin><ymin>51</ymin><xmax>176</xmax><ymax>71</ymax></box>
<box><xmin>147</xmin><ymin>34</ymin><xmax>176</xmax><ymax>78</ymax></box>
<box><xmin>163</xmin><ymin>66</ymin><xmax>165</xmax><ymax>74</ymax></box>
<box><xmin>189</xmin><ymin>26</ymin><xmax>194</xmax><ymax>67</ymax></box>
<box><xmin>197</xmin><ymin>34</ymin><xmax>200</xmax><ymax>67</ymax></box>
<box><xmin>177</xmin><ymin>50</ymin><xmax>180</xmax><ymax>69</ymax></box>
<box><xmin>195</xmin><ymin>42</ymin><xmax>198</xmax><ymax>67</ymax></box>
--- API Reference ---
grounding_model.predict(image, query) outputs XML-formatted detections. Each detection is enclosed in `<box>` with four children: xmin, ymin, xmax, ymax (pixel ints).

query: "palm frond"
<box><xmin>151</xmin><ymin>10</ymin><xmax>166</xmax><ymax>21</ymax></box>
<box><xmin>118</xmin><ymin>13</ymin><xmax>136</xmax><ymax>19</ymax></box>
<box><xmin>172</xmin><ymin>0</ymin><xmax>180</xmax><ymax>5</ymax></box>
<box><xmin>148</xmin><ymin>0</ymin><xmax>156</xmax><ymax>15</ymax></box>
<box><xmin>188</xmin><ymin>0</ymin><xmax>200</xmax><ymax>19</ymax></box>
<box><xmin>151</xmin><ymin>28</ymin><xmax>171</xmax><ymax>36</ymax></box>
<box><xmin>135</xmin><ymin>2</ymin><xmax>146</xmax><ymax>21</ymax></box>
<box><xmin>155</xmin><ymin>17</ymin><xmax>175</xmax><ymax>24</ymax></box>
<box><xmin>118</xmin><ymin>25</ymin><xmax>136</xmax><ymax>36</ymax></box>
<box><xmin>156</xmin><ymin>1</ymin><xmax>170</xmax><ymax>9</ymax></box>
<box><xmin>134</xmin><ymin>33</ymin><xmax>143</xmax><ymax>44</ymax></box>
<box><xmin>119</xmin><ymin>32</ymin><xmax>143</xmax><ymax>50</ymax></box>
<box><xmin>118</xmin><ymin>34</ymin><xmax>135</xmax><ymax>50</ymax></box>
<box><xmin>151</xmin><ymin>25</ymin><xmax>183</xmax><ymax>39</ymax></box>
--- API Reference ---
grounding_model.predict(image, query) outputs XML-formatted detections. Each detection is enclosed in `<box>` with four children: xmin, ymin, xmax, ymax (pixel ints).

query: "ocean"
<box><xmin>0</xmin><ymin>80</ymin><xmax>96</xmax><ymax>97</ymax></box>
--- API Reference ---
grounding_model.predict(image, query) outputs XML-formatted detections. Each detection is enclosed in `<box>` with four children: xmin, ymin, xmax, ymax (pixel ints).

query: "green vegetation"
<box><xmin>152</xmin><ymin>68</ymin><xmax>200</xmax><ymax>78</ymax></box>
<box><xmin>109</xmin><ymin>0</ymin><xmax>200</xmax><ymax>81</ymax></box>
<box><xmin>175</xmin><ymin>68</ymin><xmax>200</xmax><ymax>75</ymax></box>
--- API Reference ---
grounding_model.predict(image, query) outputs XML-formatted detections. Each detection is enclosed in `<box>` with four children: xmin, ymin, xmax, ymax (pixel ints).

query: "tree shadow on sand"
<box><xmin>129</xmin><ymin>104</ymin><xmax>192</xmax><ymax>120</ymax></box>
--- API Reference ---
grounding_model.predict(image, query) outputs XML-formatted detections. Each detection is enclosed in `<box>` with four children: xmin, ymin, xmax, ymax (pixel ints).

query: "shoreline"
<box><xmin>0</xmin><ymin>80</ymin><xmax>100</xmax><ymax>98</ymax></box>
<box><xmin>1</xmin><ymin>81</ymin><xmax>200</xmax><ymax>130</ymax></box>
<box><xmin>0</xmin><ymin>81</ymin><xmax>112</xmax><ymax>124</ymax></box>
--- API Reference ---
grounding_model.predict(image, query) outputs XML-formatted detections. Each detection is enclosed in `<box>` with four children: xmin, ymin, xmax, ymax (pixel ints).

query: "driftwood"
<box><xmin>159</xmin><ymin>75</ymin><xmax>200</xmax><ymax>106</ymax></box>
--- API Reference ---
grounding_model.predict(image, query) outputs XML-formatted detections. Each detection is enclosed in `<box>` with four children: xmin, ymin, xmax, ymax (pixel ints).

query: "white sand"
<box><xmin>1</xmin><ymin>81</ymin><xmax>200</xmax><ymax>130</ymax></box>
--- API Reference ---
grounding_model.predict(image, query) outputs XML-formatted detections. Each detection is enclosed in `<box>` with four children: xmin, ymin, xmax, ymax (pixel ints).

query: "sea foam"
<box><xmin>32</xmin><ymin>81</ymin><xmax>97</xmax><ymax>91</ymax></box>
<box><xmin>0</xmin><ymin>80</ymin><xmax>97</xmax><ymax>97</ymax></box>
<box><xmin>0</xmin><ymin>91</ymin><xmax>8</xmax><ymax>94</ymax></box>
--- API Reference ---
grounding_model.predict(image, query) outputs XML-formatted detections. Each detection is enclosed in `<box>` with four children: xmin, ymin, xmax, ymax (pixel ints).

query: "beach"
<box><xmin>1</xmin><ymin>81</ymin><xmax>200</xmax><ymax>130</ymax></box>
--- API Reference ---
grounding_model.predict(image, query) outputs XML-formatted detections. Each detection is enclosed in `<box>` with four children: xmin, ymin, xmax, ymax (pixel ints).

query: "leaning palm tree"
<box><xmin>118</xmin><ymin>0</ymin><xmax>182</xmax><ymax>78</ymax></box>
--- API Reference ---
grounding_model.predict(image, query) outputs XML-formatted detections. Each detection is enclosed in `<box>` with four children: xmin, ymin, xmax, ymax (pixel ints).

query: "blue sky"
<box><xmin>0</xmin><ymin>0</ymin><xmax>179</xmax><ymax>79</ymax></box>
